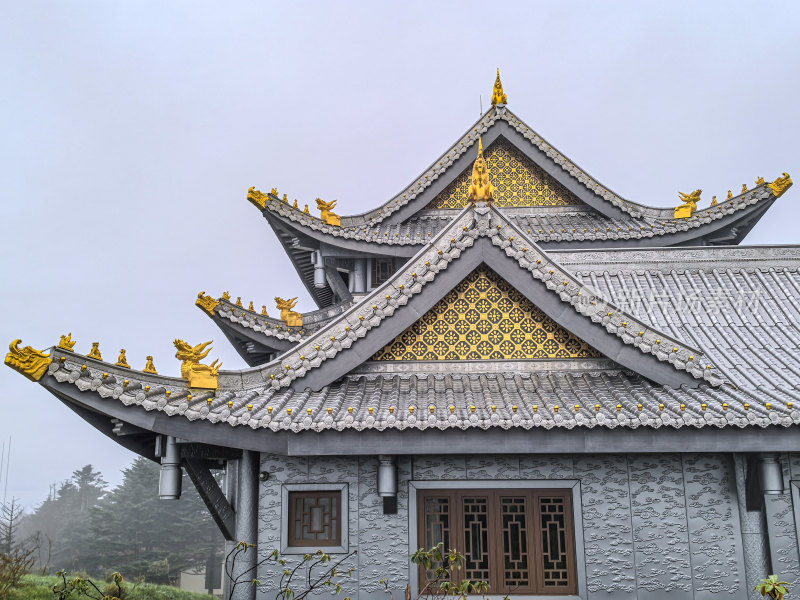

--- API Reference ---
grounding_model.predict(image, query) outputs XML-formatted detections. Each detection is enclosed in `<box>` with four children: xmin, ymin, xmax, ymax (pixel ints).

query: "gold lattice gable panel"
<box><xmin>426</xmin><ymin>139</ymin><xmax>583</xmax><ymax>209</ymax></box>
<box><xmin>372</xmin><ymin>266</ymin><xmax>600</xmax><ymax>361</ymax></box>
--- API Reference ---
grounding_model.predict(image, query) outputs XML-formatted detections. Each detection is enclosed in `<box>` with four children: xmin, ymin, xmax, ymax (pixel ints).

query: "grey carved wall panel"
<box><xmin>358</xmin><ymin>457</ymin><xmax>411</xmax><ymax>596</ymax></box>
<box><xmin>520</xmin><ymin>454</ymin><xmax>574</xmax><ymax>479</ymax></box>
<box><xmin>763</xmin><ymin>492</ymin><xmax>800</xmax><ymax>591</ymax></box>
<box><xmin>628</xmin><ymin>454</ymin><xmax>691</xmax><ymax>599</ymax></box>
<box><xmin>574</xmin><ymin>455</ymin><xmax>636</xmax><ymax>599</ymax></box>
<box><xmin>413</xmin><ymin>455</ymin><xmax>466</xmax><ymax>479</ymax></box>
<box><xmin>254</xmin><ymin>452</ymin><xmax>751</xmax><ymax>599</ymax></box>
<box><xmin>465</xmin><ymin>455</ymin><xmax>520</xmax><ymax>479</ymax></box>
<box><xmin>257</xmin><ymin>455</ymin><xmax>309</xmax><ymax>592</ymax></box>
<box><xmin>682</xmin><ymin>454</ymin><xmax>747</xmax><ymax>600</ymax></box>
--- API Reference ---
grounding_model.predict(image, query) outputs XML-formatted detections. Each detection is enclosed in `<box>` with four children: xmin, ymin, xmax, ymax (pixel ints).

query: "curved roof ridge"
<box><xmin>198</xmin><ymin>294</ymin><xmax>353</xmax><ymax>345</ymax></box>
<box><xmin>246</xmin><ymin>204</ymin><xmax>724</xmax><ymax>391</ymax></box>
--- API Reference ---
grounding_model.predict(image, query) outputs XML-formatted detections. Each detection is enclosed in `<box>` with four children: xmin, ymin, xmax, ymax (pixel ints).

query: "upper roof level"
<box><xmin>252</xmin><ymin>71</ymin><xmax>791</xmax><ymax>246</ymax></box>
<box><xmin>251</xmin><ymin>73</ymin><xmax>791</xmax><ymax>307</ymax></box>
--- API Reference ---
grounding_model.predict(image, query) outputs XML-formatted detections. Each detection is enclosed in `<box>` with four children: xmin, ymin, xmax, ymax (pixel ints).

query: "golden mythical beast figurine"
<box><xmin>173</xmin><ymin>339</ymin><xmax>221</xmax><ymax>389</ymax></box>
<box><xmin>674</xmin><ymin>189</ymin><xmax>702</xmax><ymax>218</ymax></box>
<box><xmin>468</xmin><ymin>137</ymin><xmax>495</xmax><ymax>205</ymax></box>
<box><xmin>275</xmin><ymin>297</ymin><xmax>303</xmax><ymax>327</ymax></box>
<box><xmin>769</xmin><ymin>173</ymin><xmax>793</xmax><ymax>198</ymax></box>
<box><xmin>247</xmin><ymin>187</ymin><xmax>268</xmax><ymax>209</ymax></box>
<box><xmin>316</xmin><ymin>198</ymin><xmax>341</xmax><ymax>226</ymax></box>
<box><xmin>5</xmin><ymin>339</ymin><xmax>52</xmax><ymax>381</ymax></box>
<box><xmin>57</xmin><ymin>333</ymin><xmax>76</xmax><ymax>352</ymax></box>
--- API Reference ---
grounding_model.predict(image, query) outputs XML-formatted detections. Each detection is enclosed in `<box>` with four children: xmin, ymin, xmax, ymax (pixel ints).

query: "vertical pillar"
<box><xmin>222</xmin><ymin>460</ymin><xmax>239</xmax><ymax>600</ymax></box>
<box><xmin>232</xmin><ymin>451</ymin><xmax>259</xmax><ymax>600</ymax></box>
<box><xmin>760</xmin><ymin>454</ymin><xmax>800</xmax><ymax>586</ymax></box>
<box><xmin>353</xmin><ymin>259</ymin><xmax>366</xmax><ymax>293</ymax></box>
<box><xmin>313</xmin><ymin>251</ymin><xmax>326</xmax><ymax>288</ymax></box>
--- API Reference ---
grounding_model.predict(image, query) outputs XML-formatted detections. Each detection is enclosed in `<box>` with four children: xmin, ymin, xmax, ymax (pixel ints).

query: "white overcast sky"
<box><xmin>1</xmin><ymin>1</ymin><xmax>799</xmax><ymax>508</ymax></box>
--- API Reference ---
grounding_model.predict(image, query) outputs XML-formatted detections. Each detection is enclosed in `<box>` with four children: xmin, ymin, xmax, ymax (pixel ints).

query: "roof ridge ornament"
<box><xmin>174</xmin><ymin>339</ymin><xmax>220</xmax><ymax>389</ymax></box>
<box><xmin>674</xmin><ymin>189</ymin><xmax>701</xmax><ymax>219</ymax></box>
<box><xmin>275</xmin><ymin>297</ymin><xmax>303</xmax><ymax>327</ymax></box>
<box><xmin>491</xmin><ymin>68</ymin><xmax>507</xmax><ymax>106</ymax></box>
<box><xmin>467</xmin><ymin>137</ymin><xmax>495</xmax><ymax>206</ymax></box>
<box><xmin>4</xmin><ymin>339</ymin><xmax>52</xmax><ymax>381</ymax></box>
<box><xmin>769</xmin><ymin>172</ymin><xmax>792</xmax><ymax>198</ymax></box>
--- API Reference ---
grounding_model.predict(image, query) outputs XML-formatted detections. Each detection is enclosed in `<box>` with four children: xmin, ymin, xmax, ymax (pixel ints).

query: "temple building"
<box><xmin>7</xmin><ymin>72</ymin><xmax>800</xmax><ymax>600</ymax></box>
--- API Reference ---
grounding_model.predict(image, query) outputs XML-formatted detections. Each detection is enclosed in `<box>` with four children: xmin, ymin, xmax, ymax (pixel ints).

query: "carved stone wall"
<box><xmin>256</xmin><ymin>453</ymin><xmax>748</xmax><ymax>599</ymax></box>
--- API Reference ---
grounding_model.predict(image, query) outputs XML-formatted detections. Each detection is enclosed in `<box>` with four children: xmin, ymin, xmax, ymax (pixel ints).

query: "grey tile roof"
<box><xmin>254</xmin><ymin>103</ymin><xmax>778</xmax><ymax>244</ymax></box>
<box><xmin>26</xmin><ymin>204</ymin><xmax>773</xmax><ymax>438</ymax></box>
<box><xmin>334</xmin><ymin>200</ymin><xmax>773</xmax><ymax>246</ymax></box>
<box><xmin>44</xmin><ymin>359</ymin><xmax>798</xmax><ymax>433</ymax></box>
<box><xmin>210</xmin><ymin>297</ymin><xmax>353</xmax><ymax>345</ymax></box>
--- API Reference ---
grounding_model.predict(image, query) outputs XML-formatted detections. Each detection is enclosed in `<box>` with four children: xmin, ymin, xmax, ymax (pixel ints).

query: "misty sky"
<box><xmin>1</xmin><ymin>1</ymin><xmax>799</xmax><ymax>508</ymax></box>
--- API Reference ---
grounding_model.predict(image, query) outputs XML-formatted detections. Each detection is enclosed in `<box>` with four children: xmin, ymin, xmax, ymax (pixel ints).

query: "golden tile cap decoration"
<box><xmin>196</xmin><ymin>292</ymin><xmax>220</xmax><ymax>317</ymax></box>
<box><xmin>143</xmin><ymin>355</ymin><xmax>158</xmax><ymax>374</ymax></box>
<box><xmin>316</xmin><ymin>198</ymin><xmax>341</xmax><ymax>227</ymax></box>
<box><xmin>87</xmin><ymin>342</ymin><xmax>103</xmax><ymax>361</ymax></box>
<box><xmin>674</xmin><ymin>189</ymin><xmax>701</xmax><ymax>219</ymax></box>
<box><xmin>247</xmin><ymin>186</ymin><xmax>268</xmax><ymax>209</ymax></box>
<box><xmin>275</xmin><ymin>297</ymin><xmax>302</xmax><ymax>327</ymax></box>
<box><xmin>4</xmin><ymin>339</ymin><xmax>52</xmax><ymax>382</ymax></box>
<box><xmin>173</xmin><ymin>340</ymin><xmax>220</xmax><ymax>390</ymax></box>
<box><xmin>769</xmin><ymin>172</ymin><xmax>792</xmax><ymax>198</ymax></box>
<box><xmin>490</xmin><ymin>68</ymin><xmax>507</xmax><ymax>106</ymax></box>
<box><xmin>115</xmin><ymin>349</ymin><xmax>131</xmax><ymax>369</ymax></box>
<box><xmin>57</xmin><ymin>333</ymin><xmax>76</xmax><ymax>352</ymax></box>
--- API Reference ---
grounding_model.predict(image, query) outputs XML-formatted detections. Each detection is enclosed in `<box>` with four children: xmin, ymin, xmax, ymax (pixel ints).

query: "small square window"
<box><xmin>281</xmin><ymin>483</ymin><xmax>349</xmax><ymax>554</ymax></box>
<box><xmin>372</xmin><ymin>259</ymin><xmax>395</xmax><ymax>287</ymax></box>
<box><xmin>288</xmin><ymin>491</ymin><xmax>341</xmax><ymax>547</ymax></box>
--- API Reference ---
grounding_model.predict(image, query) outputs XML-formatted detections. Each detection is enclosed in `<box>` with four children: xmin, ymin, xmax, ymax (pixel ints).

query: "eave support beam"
<box><xmin>184</xmin><ymin>457</ymin><xmax>237</xmax><ymax>541</ymax></box>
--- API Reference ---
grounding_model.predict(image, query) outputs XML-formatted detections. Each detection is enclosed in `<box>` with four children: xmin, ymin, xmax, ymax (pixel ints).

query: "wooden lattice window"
<box><xmin>287</xmin><ymin>491</ymin><xmax>341</xmax><ymax>547</ymax></box>
<box><xmin>418</xmin><ymin>489</ymin><xmax>576</xmax><ymax>595</ymax></box>
<box><xmin>371</xmin><ymin>259</ymin><xmax>395</xmax><ymax>288</ymax></box>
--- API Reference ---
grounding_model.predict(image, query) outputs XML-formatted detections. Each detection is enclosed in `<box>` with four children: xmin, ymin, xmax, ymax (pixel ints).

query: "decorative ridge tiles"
<box><xmin>203</xmin><ymin>297</ymin><xmax>353</xmax><ymax>343</ymax></box>
<box><xmin>253</xmin><ymin>104</ymin><xmax>779</xmax><ymax>242</ymax></box>
<box><xmin>41</xmin><ymin>358</ymin><xmax>800</xmax><ymax>433</ymax></box>
<box><xmin>252</xmin><ymin>205</ymin><xmax>723</xmax><ymax>390</ymax></box>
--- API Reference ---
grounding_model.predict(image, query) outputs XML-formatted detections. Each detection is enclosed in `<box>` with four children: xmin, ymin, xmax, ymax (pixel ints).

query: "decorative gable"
<box><xmin>425</xmin><ymin>139</ymin><xmax>582</xmax><ymax>209</ymax></box>
<box><xmin>372</xmin><ymin>265</ymin><xmax>599</xmax><ymax>361</ymax></box>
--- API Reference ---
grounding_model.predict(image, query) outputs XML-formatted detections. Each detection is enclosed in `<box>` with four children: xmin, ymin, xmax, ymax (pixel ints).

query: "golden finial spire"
<box><xmin>491</xmin><ymin>68</ymin><xmax>507</xmax><ymax>106</ymax></box>
<box><xmin>467</xmin><ymin>136</ymin><xmax>495</xmax><ymax>205</ymax></box>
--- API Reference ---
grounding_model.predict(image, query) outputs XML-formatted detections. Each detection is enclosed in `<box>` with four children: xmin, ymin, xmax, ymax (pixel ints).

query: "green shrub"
<box><xmin>5</xmin><ymin>574</ymin><xmax>214</xmax><ymax>600</ymax></box>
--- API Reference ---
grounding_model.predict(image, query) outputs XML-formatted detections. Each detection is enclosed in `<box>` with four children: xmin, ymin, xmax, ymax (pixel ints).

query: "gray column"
<box><xmin>222</xmin><ymin>460</ymin><xmax>239</xmax><ymax>600</ymax></box>
<box><xmin>734</xmin><ymin>454</ymin><xmax>770</xmax><ymax>600</ymax></box>
<box><xmin>232</xmin><ymin>451</ymin><xmax>259</xmax><ymax>600</ymax></box>
<box><xmin>353</xmin><ymin>259</ymin><xmax>367</xmax><ymax>293</ymax></box>
<box><xmin>761</xmin><ymin>454</ymin><xmax>800</xmax><ymax>588</ymax></box>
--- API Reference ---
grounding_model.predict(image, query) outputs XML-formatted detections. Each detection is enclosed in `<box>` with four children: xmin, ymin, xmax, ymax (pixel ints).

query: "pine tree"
<box><xmin>89</xmin><ymin>457</ymin><xmax>221</xmax><ymax>583</ymax></box>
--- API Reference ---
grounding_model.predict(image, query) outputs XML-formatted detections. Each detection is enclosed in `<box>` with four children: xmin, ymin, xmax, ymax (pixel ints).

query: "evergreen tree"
<box><xmin>89</xmin><ymin>457</ymin><xmax>221</xmax><ymax>583</ymax></box>
<box><xmin>19</xmin><ymin>465</ymin><xmax>107</xmax><ymax>573</ymax></box>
